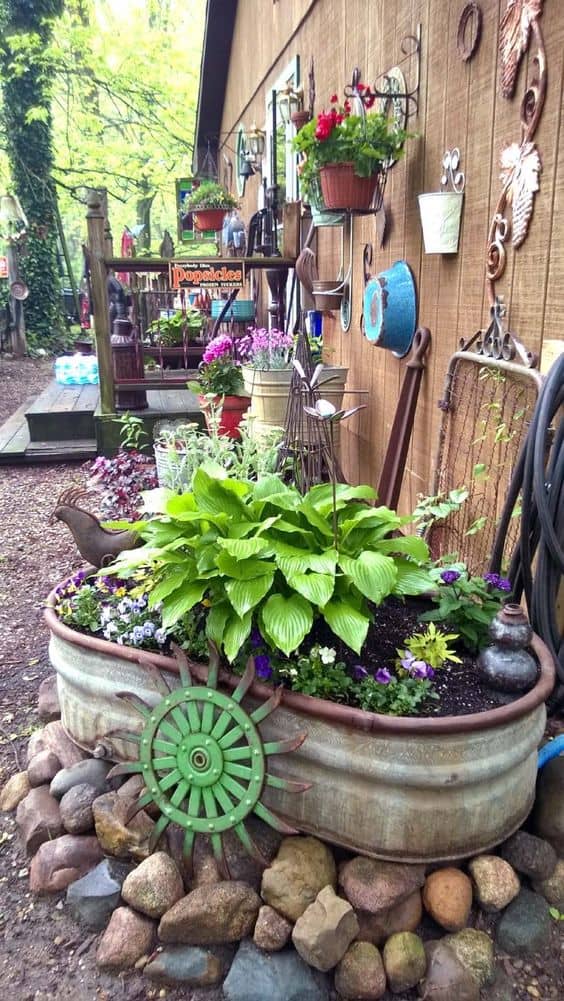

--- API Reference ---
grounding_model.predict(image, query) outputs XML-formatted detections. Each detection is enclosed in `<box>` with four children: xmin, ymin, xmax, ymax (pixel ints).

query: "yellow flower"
<box><xmin>202</xmin><ymin>598</ymin><xmax>211</xmax><ymax>607</ymax></box>
<box><xmin>114</xmin><ymin>587</ymin><xmax>127</xmax><ymax>597</ymax></box>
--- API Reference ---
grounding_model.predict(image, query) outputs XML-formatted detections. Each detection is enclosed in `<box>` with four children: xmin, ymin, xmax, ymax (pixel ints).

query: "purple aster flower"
<box><xmin>155</xmin><ymin>628</ymin><xmax>167</xmax><ymax>645</ymax></box>
<box><xmin>483</xmin><ymin>572</ymin><xmax>512</xmax><ymax>592</ymax></box>
<box><xmin>374</xmin><ymin>668</ymin><xmax>392</xmax><ymax>685</ymax></box>
<box><xmin>250</xmin><ymin>628</ymin><xmax>263</xmax><ymax>649</ymax></box>
<box><xmin>440</xmin><ymin>570</ymin><xmax>461</xmax><ymax>585</ymax></box>
<box><xmin>254</xmin><ymin>654</ymin><xmax>272</xmax><ymax>681</ymax></box>
<box><xmin>352</xmin><ymin>665</ymin><xmax>368</xmax><ymax>681</ymax></box>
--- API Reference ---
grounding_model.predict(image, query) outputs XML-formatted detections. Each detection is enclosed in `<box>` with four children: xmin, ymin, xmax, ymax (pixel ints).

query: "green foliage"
<box><xmin>400</xmin><ymin>622</ymin><xmax>462</xmax><ymax>670</ymax></box>
<box><xmin>109</xmin><ymin>470</ymin><xmax>435</xmax><ymax>662</ymax></box>
<box><xmin>356</xmin><ymin>675</ymin><xmax>435</xmax><ymax>715</ymax></box>
<box><xmin>284</xmin><ymin>644</ymin><xmax>354</xmax><ymax>701</ymax></box>
<box><xmin>189</xmin><ymin>359</ymin><xmax>245</xmax><ymax>397</ymax></box>
<box><xmin>182</xmin><ymin>181</ymin><xmax>238</xmax><ymax>211</ymax></box>
<box><xmin>412</xmin><ymin>487</ymin><xmax>469</xmax><ymax>533</ymax></box>
<box><xmin>145</xmin><ymin>308</ymin><xmax>204</xmax><ymax>346</ymax></box>
<box><xmin>549</xmin><ymin>907</ymin><xmax>564</xmax><ymax>922</ymax></box>
<box><xmin>421</xmin><ymin>568</ymin><xmax>508</xmax><ymax>651</ymax></box>
<box><xmin>117</xmin><ymin>413</ymin><xmax>148</xmax><ymax>451</ymax></box>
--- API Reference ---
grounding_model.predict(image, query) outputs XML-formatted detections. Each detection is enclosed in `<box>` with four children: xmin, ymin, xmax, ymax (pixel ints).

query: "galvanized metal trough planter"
<box><xmin>45</xmin><ymin>589</ymin><xmax>555</xmax><ymax>864</ymax></box>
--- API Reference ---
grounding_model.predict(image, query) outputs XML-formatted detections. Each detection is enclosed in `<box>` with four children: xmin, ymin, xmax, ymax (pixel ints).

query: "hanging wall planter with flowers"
<box><xmin>293</xmin><ymin>83</ymin><xmax>409</xmax><ymax>213</ymax></box>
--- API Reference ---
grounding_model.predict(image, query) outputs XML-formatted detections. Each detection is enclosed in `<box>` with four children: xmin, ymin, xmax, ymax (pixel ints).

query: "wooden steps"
<box><xmin>25</xmin><ymin>381</ymin><xmax>99</xmax><ymax>442</ymax></box>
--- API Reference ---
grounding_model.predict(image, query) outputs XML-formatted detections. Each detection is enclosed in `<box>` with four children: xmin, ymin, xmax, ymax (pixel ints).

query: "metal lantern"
<box><xmin>246</xmin><ymin>124</ymin><xmax>266</xmax><ymax>160</ymax></box>
<box><xmin>277</xmin><ymin>83</ymin><xmax>303</xmax><ymax>124</ymax></box>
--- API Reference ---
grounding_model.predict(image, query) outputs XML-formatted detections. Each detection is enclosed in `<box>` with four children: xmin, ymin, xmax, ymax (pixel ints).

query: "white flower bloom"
<box><xmin>318</xmin><ymin>646</ymin><xmax>336</xmax><ymax>665</ymax></box>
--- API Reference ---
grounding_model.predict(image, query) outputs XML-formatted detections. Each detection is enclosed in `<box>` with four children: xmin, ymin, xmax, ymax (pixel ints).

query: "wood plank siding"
<box><xmin>218</xmin><ymin>0</ymin><xmax>562</xmax><ymax>511</ymax></box>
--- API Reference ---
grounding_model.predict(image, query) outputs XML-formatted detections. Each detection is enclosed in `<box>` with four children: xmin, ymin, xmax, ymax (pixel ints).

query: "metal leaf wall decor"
<box><xmin>485</xmin><ymin>1</ymin><xmax>546</xmax><ymax>307</ymax></box>
<box><xmin>499</xmin><ymin>0</ymin><xmax>543</xmax><ymax>99</ymax></box>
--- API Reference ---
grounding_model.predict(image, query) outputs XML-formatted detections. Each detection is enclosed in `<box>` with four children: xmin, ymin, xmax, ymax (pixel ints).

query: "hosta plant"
<box><xmin>108</xmin><ymin>468</ymin><xmax>435</xmax><ymax>662</ymax></box>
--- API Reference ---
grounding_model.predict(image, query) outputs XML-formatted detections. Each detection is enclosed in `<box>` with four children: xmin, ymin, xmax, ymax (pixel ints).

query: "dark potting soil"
<box><xmin>307</xmin><ymin>596</ymin><xmax>533</xmax><ymax>718</ymax></box>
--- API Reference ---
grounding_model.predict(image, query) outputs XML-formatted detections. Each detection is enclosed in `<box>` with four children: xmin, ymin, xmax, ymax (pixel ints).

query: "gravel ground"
<box><xmin>0</xmin><ymin>357</ymin><xmax>562</xmax><ymax>1000</ymax></box>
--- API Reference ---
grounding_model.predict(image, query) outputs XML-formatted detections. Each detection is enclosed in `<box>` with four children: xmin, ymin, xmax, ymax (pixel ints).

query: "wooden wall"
<box><xmin>219</xmin><ymin>0</ymin><xmax>562</xmax><ymax>512</ymax></box>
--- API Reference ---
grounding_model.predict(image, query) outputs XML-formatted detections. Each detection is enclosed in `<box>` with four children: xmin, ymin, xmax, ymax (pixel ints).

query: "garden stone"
<box><xmin>29</xmin><ymin>834</ymin><xmax>103</xmax><ymax>894</ymax></box>
<box><xmin>355</xmin><ymin>889</ymin><xmax>422</xmax><ymax>945</ymax></box>
<box><xmin>37</xmin><ymin>676</ymin><xmax>60</xmax><ymax>722</ymax></box>
<box><xmin>468</xmin><ymin>855</ymin><xmax>520</xmax><ymax>912</ymax></box>
<box><xmin>27</xmin><ymin>751</ymin><xmax>61</xmax><ymax>788</ymax></box>
<box><xmin>532</xmin><ymin>755</ymin><xmax>564</xmax><ymax>854</ymax></box>
<box><xmin>223</xmin><ymin>939</ymin><xmax>329</xmax><ymax>1001</ymax></box>
<box><xmin>495</xmin><ymin>888</ymin><xmax>551</xmax><ymax>954</ymax></box>
<box><xmin>221</xmin><ymin>816</ymin><xmax>282</xmax><ymax>889</ymax></box>
<box><xmin>92</xmin><ymin>791</ymin><xmax>154</xmax><ymax>859</ymax></box>
<box><xmin>26</xmin><ymin>727</ymin><xmax>48</xmax><ymax>764</ymax></box>
<box><xmin>16</xmin><ymin>785</ymin><xmax>64</xmax><ymax>854</ymax></box>
<box><xmin>422</xmin><ymin>867</ymin><xmax>472</xmax><ymax>931</ymax></box>
<box><xmin>34</xmin><ymin>721</ymin><xmax>87</xmax><ymax>768</ymax></box>
<box><xmin>383</xmin><ymin>931</ymin><xmax>426</xmax><ymax>993</ymax></box>
<box><xmin>261</xmin><ymin>835</ymin><xmax>336</xmax><ymax>921</ymax></box>
<box><xmin>254</xmin><ymin>904</ymin><xmax>293</xmax><ymax>951</ymax></box>
<box><xmin>292</xmin><ymin>884</ymin><xmax>359</xmax><ymax>971</ymax></box>
<box><xmin>442</xmin><ymin>928</ymin><xmax>495</xmax><ymax>987</ymax></box>
<box><xmin>339</xmin><ymin>857</ymin><xmax>425</xmax><ymax>915</ymax></box>
<box><xmin>334</xmin><ymin>941</ymin><xmax>386</xmax><ymax>1000</ymax></box>
<box><xmin>96</xmin><ymin>905</ymin><xmax>155</xmax><ymax>971</ymax></box>
<box><xmin>59</xmin><ymin>782</ymin><xmax>97</xmax><ymax>834</ymax></box>
<box><xmin>143</xmin><ymin>944</ymin><xmax>229</xmax><ymax>987</ymax></box>
<box><xmin>501</xmin><ymin>830</ymin><xmax>557</xmax><ymax>881</ymax></box>
<box><xmin>50</xmin><ymin>759</ymin><xmax>111</xmax><ymax>799</ymax></box>
<box><xmin>66</xmin><ymin>858</ymin><xmax>132</xmax><ymax>930</ymax></box>
<box><xmin>532</xmin><ymin>858</ymin><xmax>564</xmax><ymax>909</ymax></box>
<box><xmin>0</xmin><ymin>771</ymin><xmax>30</xmax><ymax>811</ymax></box>
<box><xmin>488</xmin><ymin>963</ymin><xmax>516</xmax><ymax>1000</ymax></box>
<box><xmin>193</xmin><ymin>851</ymin><xmax>222</xmax><ymax>887</ymax></box>
<box><xmin>419</xmin><ymin>940</ymin><xmax>480</xmax><ymax>1001</ymax></box>
<box><xmin>121</xmin><ymin>851</ymin><xmax>184</xmax><ymax>918</ymax></box>
<box><xmin>158</xmin><ymin>880</ymin><xmax>261</xmax><ymax>945</ymax></box>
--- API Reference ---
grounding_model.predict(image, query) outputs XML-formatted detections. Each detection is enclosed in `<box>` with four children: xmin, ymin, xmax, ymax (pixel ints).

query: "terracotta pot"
<box><xmin>192</xmin><ymin>208</ymin><xmax>227</xmax><ymax>232</ymax></box>
<box><xmin>44</xmin><ymin>592</ymin><xmax>556</xmax><ymax>863</ymax></box>
<box><xmin>291</xmin><ymin>109</ymin><xmax>311</xmax><ymax>130</ymax></box>
<box><xmin>320</xmin><ymin>162</ymin><xmax>382</xmax><ymax>211</ymax></box>
<box><xmin>198</xmin><ymin>393</ymin><xmax>250</xmax><ymax>438</ymax></box>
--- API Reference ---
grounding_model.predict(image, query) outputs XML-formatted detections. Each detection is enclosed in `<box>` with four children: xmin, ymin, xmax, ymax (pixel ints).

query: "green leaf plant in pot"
<box><xmin>293</xmin><ymin>84</ymin><xmax>409</xmax><ymax>212</ymax></box>
<box><xmin>182</xmin><ymin>180</ymin><xmax>239</xmax><ymax>232</ymax></box>
<box><xmin>145</xmin><ymin>307</ymin><xmax>204</xmax><ymax>347</ymax></box>
<box><xmin>187</xmin><ymin>333</ymin><xmax>250</xmax><ymax>439</ymax></box>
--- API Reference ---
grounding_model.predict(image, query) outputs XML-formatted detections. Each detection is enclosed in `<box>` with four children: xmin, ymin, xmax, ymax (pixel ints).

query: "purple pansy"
<box><xmin>374</xmin><ymin>668</ymin><xmax>392</xmax><ymax>685</ymax></box>
<box><xmin>250</xmin><ymin>628</ymin><xmax>263</xmax><ymax>649</ymax></box>
<box><xmin>440</xmin><ymin>570</ymin><xmax>461</xmax><ymax>585</ymax></box>
<box><xmin>352</xmin><ymin>665</ymin><xmax>368</xmax><ymax>681</ymax></box>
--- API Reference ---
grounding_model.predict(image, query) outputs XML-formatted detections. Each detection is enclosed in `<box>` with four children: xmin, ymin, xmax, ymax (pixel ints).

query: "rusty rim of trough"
<box><xmin>45</xmin><ymin>586</ymin><xmax>555</xmax><ymax>736</ymax></box>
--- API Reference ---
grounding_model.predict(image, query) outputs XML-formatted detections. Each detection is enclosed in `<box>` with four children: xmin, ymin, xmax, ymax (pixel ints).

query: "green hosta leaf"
<box><xmin>206</xmin><ymin>601</ymin><xmax>231</xmax><ymax>646</ymax></box>
<box><xmin>192</xmin><ymin>467</ymin><xmax>251</xmax><ymax>518</ymax></box>
<box><xmin>340</xmin><ymin>506</ymin><xmax>403</xmax><ymax>542</ymax></box>
<box><xmin>223</xmin><ymin>609</ymin><xmax>253</xmax><ymax>661</ymax></box>
<box><xmin>141</xmin><ymin>522</ymin><xmax>182</xmax><ymax>546</ymax></box>
<box><xmin>225</xmin><ymin>574</ymin><xmax>274</xmax><ymax>618</ymax></box>
<box><xmin>162</xmin><ymin>581</ymin><xmax>207</xmax><ymax>629</ymax></box>
<box><xmin>307</xmin><ymin>482</ymin><xmax>376</xmax><ymax>515</ymax></box>
<box><xmin>376</xmin><ymin>536</ymin><xmax>430</xmax><ymax>562</ymax></box>
<box><xmin>216</xmin><ymin>551</ymin><xmax>276</xmax><ymax>580</ymax></box>
<box><xmin>285</xmin><ymin>571</ymin><xmax>335</xmax><ymax>608</ymax></box>
<box><xmin>393</xmin><ymin>559</ymin><xmax>435</xmax><ymax>596</ymax></box>
<box><xmin>339</xmin><ymin>551</ymin><xmax>397</xmax><ymax>604</ymax></box>
<box><xmin>166</xmin><ymin>492</ymin><xmax>197</xmax><ymax>517</ymax></box>
<box><xmin>252</xmin><ymin>476</ymin><xmax>295</xmax><ymax>501</ymax></box>
<box><xmin>298</xmin><ymin>498</ymin><xmax>334</xmax><ymax>538</ymax></box>
<box><xmin>323</xmin><ymin>599</ymin><xmax>370</xmax><ymax>654</ymax></box>
<box><xmin>142</xmin><ymin>487</ymin><xmax>175</xmax><ymax>514</ymax></box>
<box><xmin>148</xmin><ymin>568</ymin><xmax>188</xmax><ymax>607</ymax></box>
<box><xmin>260</xmin><ymin>593</ymin><xmax>313</xmax><ymax>656</ymax></box>
<box><xmin>217</xmin><ymin>537</ymin><xmax>271</xmax><ymax>559</ymax></box>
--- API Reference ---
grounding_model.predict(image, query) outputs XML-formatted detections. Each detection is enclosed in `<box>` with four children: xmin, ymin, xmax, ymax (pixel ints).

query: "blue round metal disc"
<box><xmin>363</xmin><ymin>261</ymin><xmax>416</xmax><ymax>358</ymax></box>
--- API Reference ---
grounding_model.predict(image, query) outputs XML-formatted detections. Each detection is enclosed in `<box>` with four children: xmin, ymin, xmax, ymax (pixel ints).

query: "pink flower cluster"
<box><xmin>202</xmin><ymin>334</ymin><xmax>234</xmax><ymax>365</ymax></box>
<box><xmin>247</xmin><ymin>327</ymin><xmax>293</xmax><ymax>354</ymax></box>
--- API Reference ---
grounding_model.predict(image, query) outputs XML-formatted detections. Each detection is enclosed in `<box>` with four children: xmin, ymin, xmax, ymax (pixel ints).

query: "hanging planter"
<box><xmin>363</xmin><ymin>261</ymin><xmax>417</xmax><ymax>357</ymax></box>
<box><xmin>181</xmin><ymin>181</ymin><xmax>238</xmax><ymax>233</ymax></box>
<box><xmin>311</xmin><ymin>279</ymin><xmax>343</xmax><ymax>311</ymax></box>
<box><xmin>320</xmin><ymin>162</ymin><xmax>385</xmax><ymax>212</ymax></box>
<box><xmin>418</xmin><ymin>148</ymin><xmax>466</xmax><ymax>254</ymax></box>
<box><xmin>192</xmin><ymin>208</ymin><xmax>228</xmax><ymax>232</ymax></box>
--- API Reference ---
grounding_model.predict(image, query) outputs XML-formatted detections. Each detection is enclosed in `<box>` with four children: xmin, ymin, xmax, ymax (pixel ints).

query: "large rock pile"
<box><xmin>1</xmin><ymin>677</ymin><xmax>563</xmax><ymax>998</ymax></box>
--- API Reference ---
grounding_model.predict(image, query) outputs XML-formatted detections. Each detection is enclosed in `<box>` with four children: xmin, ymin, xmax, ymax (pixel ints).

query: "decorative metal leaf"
<box><xmin>499</xmin><ymin>0</ymin><xmax>543</xmax><ymax>99</ymax></box>
<box><xmin>500</xmin><ymin>141</ymin><xmax>541</xmax><ymax>248</ymax></box>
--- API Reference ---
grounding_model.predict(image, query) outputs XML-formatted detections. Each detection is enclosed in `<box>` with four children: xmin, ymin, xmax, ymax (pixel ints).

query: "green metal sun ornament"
<box><xmin>107</xmin><ymin>644</ymin><xmax>308</xmax><ymax>876</ymax></box>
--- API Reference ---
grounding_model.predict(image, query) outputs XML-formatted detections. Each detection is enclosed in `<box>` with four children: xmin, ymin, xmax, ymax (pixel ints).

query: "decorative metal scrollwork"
<box><xmin>457</xmin><ymin>3</ymin><xmax>483</xmax><ymax>62</ymax></box>
<box><xmin>107</xmin><ymin>645</ymin><xmax>308</xmax><ymax>876</ymax></box>
<box><xmin>440</xmin><ymin>149</ymin><xmax>465</xmax><ymax>193</ymax></box>
<box><xmin>460</xmin><ymin>297</ymin><xmax>539</xmax><ymax>368</ymax></box>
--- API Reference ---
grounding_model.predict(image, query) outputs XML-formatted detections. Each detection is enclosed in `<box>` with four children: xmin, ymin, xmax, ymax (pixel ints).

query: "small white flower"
<box><xmin>318</xmin><ymin>646</ymin><xmax>336</xmax><ymax>665</ymax></box>
<box><xmin>289</xmin><ymin>667</ymin><xmax>298</xmax><ymax>678</ymax></box>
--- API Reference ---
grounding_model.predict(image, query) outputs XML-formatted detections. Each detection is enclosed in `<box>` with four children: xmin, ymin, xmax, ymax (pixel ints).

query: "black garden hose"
<box><xmin>490</xmin><ymin>353</ymin><xmax>564</xmax><ymax>709</ymax></box>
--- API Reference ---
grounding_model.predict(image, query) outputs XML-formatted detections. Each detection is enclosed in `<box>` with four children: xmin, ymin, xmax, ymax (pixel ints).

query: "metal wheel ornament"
<box><xmin>107</xmin><ymin>645</ymin><xmax>308</xmax><ymax>875</ymax></box>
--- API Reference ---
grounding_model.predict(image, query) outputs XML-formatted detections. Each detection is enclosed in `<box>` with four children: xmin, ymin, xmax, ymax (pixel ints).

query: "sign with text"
<box><xmin>0</xmin><ymin>256</ymin><xmax>8</xmax><ymax>279</ymax></box>
<box><xmin>169</xmin><ymin>260</ymin><xmax>245</xmax><ymax>290</ymax></box>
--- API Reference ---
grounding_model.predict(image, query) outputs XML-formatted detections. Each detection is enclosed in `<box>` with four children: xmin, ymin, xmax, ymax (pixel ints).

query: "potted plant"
<box><xmin>182</xmin><ymin>181</ymin><xmax>238</xmax><ymax>232</ymax></box>
<box><xmin>144</xmin><ymin>307</ymin><xmax>206</xmax><ymax>367</ymax></box>
<box><xmin>45</xmin><ymin>471</ymin><xmax>555</xmax><ymax>862</ymax></box>
<box><xmin>293</xmin><ymin>86</ymin><xmax>409</xmax><ymax>211</ymax></box>
<box><xmin>187</xmin><ymin>333</ymin><xmax>250</xmax><ymax>439</ymax></box>
<box><xmin>240</xmin><ymin>326</ymin><xmax>348</xmax><ymax>434</ymax></box>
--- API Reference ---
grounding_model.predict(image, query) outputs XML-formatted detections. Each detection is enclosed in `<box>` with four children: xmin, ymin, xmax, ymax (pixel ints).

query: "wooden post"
<box><xmin>98</xmin><ymin>188</ymin><xmax>113</xmax><ymax>258</ymax></box>
<box><xmin>6</xmin><ymin>242</ymin><xmax>26</xmax><ymax>357</ymax></box>
<box><xmin>86</xmin><ymin>190</ymin><xmax>114</xmax><ymax>415</ymax></box>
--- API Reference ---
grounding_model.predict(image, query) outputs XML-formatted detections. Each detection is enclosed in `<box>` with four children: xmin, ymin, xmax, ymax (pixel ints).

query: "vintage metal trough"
<box><xmin>45</xmin><ymin>590</ymin><xmax>555</xmax><ymax>864</ymax></box>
